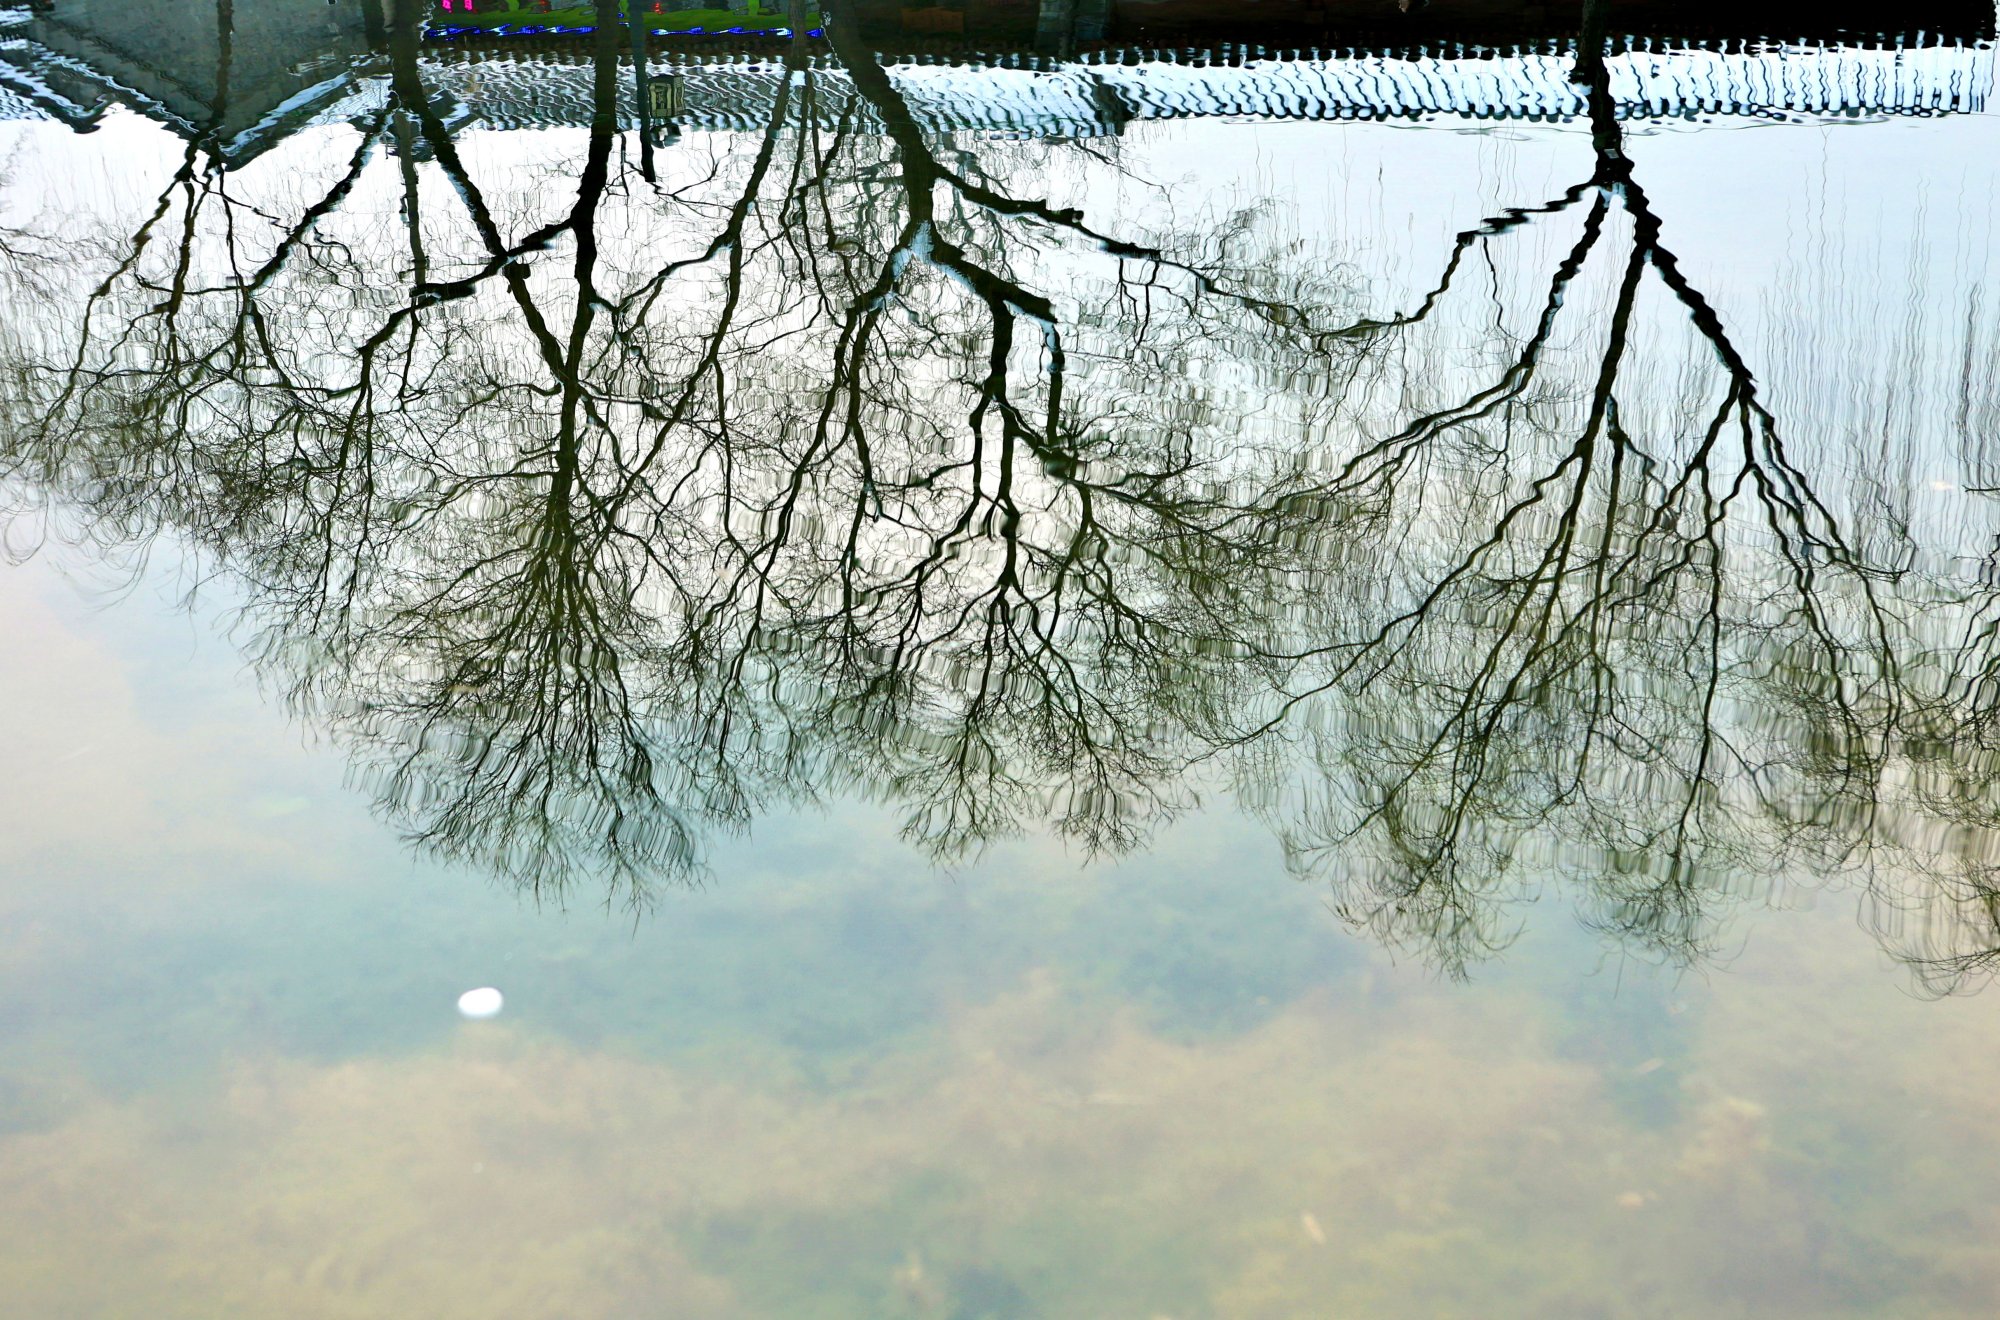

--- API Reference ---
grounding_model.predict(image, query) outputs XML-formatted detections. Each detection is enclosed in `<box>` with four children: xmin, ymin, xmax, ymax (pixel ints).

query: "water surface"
<box><xmin>4</xmin><ymin>9</ymin><xmax>2000</xmax><ymax>1316</ymax></box>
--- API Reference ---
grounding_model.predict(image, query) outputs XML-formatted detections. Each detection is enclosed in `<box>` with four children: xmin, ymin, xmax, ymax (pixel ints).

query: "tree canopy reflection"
<box><xmin>5</xmin><ymin>4</ymin><xmax>2000</xmax><ymax>990</ymax></box>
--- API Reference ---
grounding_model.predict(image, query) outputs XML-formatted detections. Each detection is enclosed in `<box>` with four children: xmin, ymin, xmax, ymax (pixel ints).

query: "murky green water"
<box><xmin>5</xmin><ymin>6</ymin><xmax>2000</xmax><ymax>1315</ymax></box>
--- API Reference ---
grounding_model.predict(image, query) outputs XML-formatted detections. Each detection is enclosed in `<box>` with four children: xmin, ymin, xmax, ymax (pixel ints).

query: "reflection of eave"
<box><xmin>2</xmin><ymin>0</ymin><xmax>381</xmax><ymax>165</ymax></box>
<box><xmin>411</xmin><ymin>37</ymin><xmax>1995</xmax><ymax>133</ymax></box>
<box><xmin>1</xmin><ymin>23</ymin><xmax>1992</xmax><ymax>156</ymax></box>
<box><xmin>207</xmin><ymin>57</ymin><xmax>388</xmax><ymax>165</ymax></box>
<box><xmin>0</xmin><ymin>50</ymin><xmax>110</xmax><ymax>130</ymax></box>
<box><xmin>0</xmin><ymin>27</ymin><xmax>385</xmax><ymax>164</ymax></box>
<box><xmin>25</xmin><ymin>13</ymin><xmax>215</xmax><ymax>130</ymax></box>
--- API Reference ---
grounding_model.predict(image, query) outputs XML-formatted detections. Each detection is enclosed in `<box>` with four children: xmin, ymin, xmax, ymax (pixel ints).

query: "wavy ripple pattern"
<box><xmin>402</xmin><ymin>40</ymin><xmax>1994</xmax><ymax>136</ymax></box>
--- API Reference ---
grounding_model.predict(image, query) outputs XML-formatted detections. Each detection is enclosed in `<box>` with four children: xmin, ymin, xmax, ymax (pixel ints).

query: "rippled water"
<box><xmin>4</xmin><ymin>3</ymin><xmax>2000</xmax><ymax>1314</ymax></box>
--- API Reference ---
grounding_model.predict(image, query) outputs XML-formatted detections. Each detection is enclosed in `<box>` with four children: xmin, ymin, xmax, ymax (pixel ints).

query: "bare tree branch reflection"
<box><xmin>4</xmin><ymin>10</ymin><xmax>2000</xmax><ymax>991</ymax></box>
<box><xmin>1224</xmin><ymin>36</ymin><xmax>1920</xmax><ymax>974</ymax></box>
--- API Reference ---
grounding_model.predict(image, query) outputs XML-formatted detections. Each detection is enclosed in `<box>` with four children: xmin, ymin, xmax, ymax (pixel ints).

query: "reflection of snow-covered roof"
<box><xmin>0</xmin><ymin>0</ymin><xmax>377</xmax><ymax>157</ymax></box>
<box><xmin>0</xmin><ymin>31</ymin><xmax>1991</xmax><ymax>147</ymax></box>
<box><xmin>321</xmin><ymin>39</ymin><xmax>2000</xmax><ymax>135</ymax></box>
<box><xmin>0</xmin><ymin>10</ymin><xmax>47</xmax><ymax>121</ymax></box>
<box><xmin>901</xmin><ymin>41</ymin><xmax>1996</xmax><ymax>127</ymax></box>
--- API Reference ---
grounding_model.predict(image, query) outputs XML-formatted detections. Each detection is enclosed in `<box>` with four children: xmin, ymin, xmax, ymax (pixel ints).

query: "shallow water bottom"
<box><xmin>3</xmin><ymin>563</ymin><xmax>1999</xmax><ymax>1319</ymax></box>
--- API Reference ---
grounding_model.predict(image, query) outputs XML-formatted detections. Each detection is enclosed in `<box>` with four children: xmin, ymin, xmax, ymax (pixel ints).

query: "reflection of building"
<box><xmin>0</xmin><ymin>0</ymin><xmax>1994</xmax><ymax>158</ymax></box>
<box><xmin>842</xmin><ymin>0</ymin><xmax>1997</xmax><ymax>47</ymax></box>
<box><xmin>0</xmin><ymin>0</ymin><xmax>380</xmax><ymax>162</ymax></box>
<box><xmin>419</xmin><ymin>38</ymin><xmax>2000</xmax><ymax>133</ymax></box>
<box><xmin>428</xmin><ymin>0</ymin><xmax>770</xmax><ymax>15</ymax></box>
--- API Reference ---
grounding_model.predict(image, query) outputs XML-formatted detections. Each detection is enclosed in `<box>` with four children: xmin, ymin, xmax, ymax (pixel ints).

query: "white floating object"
<box><xmin>1931</xmin><ymin>480</ymin><xmax>1958</xmax><ymax>492</ymax></box>
<box><xmin>457</xmin><ymin>987</ymin><xmax>505</xmax><ymax>1019</ymax></box>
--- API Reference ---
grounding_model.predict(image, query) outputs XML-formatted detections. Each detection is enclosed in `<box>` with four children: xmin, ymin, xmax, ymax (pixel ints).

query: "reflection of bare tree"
<box><xmin>6</xmin><ymin>8</ymin><xmax>2000</xmax><ymax>988</ymax></box>
<box><xmin>0</xmin><ymin>3</ymin><xmax>1368</xmax><ymax>897</ymax></box>
<box><xmin>1224</xmin><ymin>38</ymin><xmax>1919</xmax><ymax>974</ymax></box>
